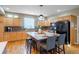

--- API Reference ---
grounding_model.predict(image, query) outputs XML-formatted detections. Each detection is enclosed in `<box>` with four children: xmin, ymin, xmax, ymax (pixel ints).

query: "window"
<box><xmin>23</xmin><ymin>17</ymin><xmax>35</xmax><ymax>29</ymax></box>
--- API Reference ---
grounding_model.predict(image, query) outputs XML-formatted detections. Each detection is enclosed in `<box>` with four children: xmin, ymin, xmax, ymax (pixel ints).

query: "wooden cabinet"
<box><xmin>0</xmin><ymin>23</ymin><xmax>4</xmax><ymax>32</ymax></box>
<box><xmin>0</xmin><ymin>16</ymin><xmax>23</xmax><ymax>42</ymax></box>
<box><xmin>4</xmin><ymin>18</ymin><xmax>13</xmax><ymax>26</ymax></box>
<box><xmin>0</xmin><ymin>16</ymin><xmax>4</xmax><ymax>42</ymax></box>
<box><xmin>4</xmin><ymin>18</ymin><xmax>21</xmax><ymax>26</ymax></box>
<box><xmin>13</xmin><ymin>18</ymin><xmax>21</xmax><ymax>26</ymax></box>
<box><xmin>0</xmin><ymin>33</ymin><xmax>4</xmax><ymax>42</ymax></box>
<box><xmin>16</xmin><ymin>32</ymin><xmax>27</xmax><ymax>40</ymax></box>
<box><xmin>4</xmin><ymin>32</ymin><xmax>27</xmax><ymax>41</ymax></box>
<box><xmin>38</xmin><ymin>21</ymin><xmax>45</xmax><ymax>26</ymax></box>
<box><xmin>0</xmin><ymin>16</ymin><xmax>4</xmax><ymax>32</ymax></box>
<box><xmin>4</xmin><ymin>32</ymin><xmax>17</xmax><ymax>41</ymax></box>
<box><xmin>0</xmin><ymin>16</ymin><xmax>4</xmax><ymax>23</ymax></box>
<box><xmin>37</xmin><ymin>20</ymin><xmax>51</xmax><ymax>26</ymax></box>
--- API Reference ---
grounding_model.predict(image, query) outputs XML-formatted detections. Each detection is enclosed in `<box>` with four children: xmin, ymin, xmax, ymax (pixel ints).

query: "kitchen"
<box><xmin>0</xmin><ymin>5</ymin><xmax>79</xmax><ymax>54</ymax></box>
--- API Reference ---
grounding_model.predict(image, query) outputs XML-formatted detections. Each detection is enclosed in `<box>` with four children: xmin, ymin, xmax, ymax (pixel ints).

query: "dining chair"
<box><xmin>56</xmin><ymin>34</ymin><xmax>66</xmax><ymax>54</ymax></box>
<box><xmin>39</xmin><ymin>36</ymin><xmax>57</xmax><ymax>54</ymax></box>
<box><xmin>26</xmin><ymin>38</ymin><xmax>32</xmax><ymax>54</ymax></box>
<box><xmin>26</xmin><ymin>38</ymin><xmax>37</xmax><ymax>54</ymax></box>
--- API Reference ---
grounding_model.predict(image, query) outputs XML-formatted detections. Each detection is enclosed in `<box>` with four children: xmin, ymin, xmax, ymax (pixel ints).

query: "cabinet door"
<box><xmin>0</xmin><ymin>23</ymin><xmax>4</xmax><ymax>32</ymax></box>
<box><xmin>4</xmin><ymin>18</ymin><xmax>13</xmax><ymax>26</ymax></box>
<box><xmin>70</xmin><ymin>28</ymin><xmax>75</xmax><ymax>44</ymax></box>
<box><xmin>16</xmin><ymin>32</ymin><xmax>27</xmax><ymax>40</ymax></box>
<box><xmin>22</xmin><ymin>32</ymin><xmax>28</xmax><ymax>39</ymax></box>
<box><xmin>4</xmin><ymin>32</ymin><xmax>17</xmax><ymax>41</ymax></box>
<box><xmin>0</xmin><ymin>16</ymin><xmax>4</xmax><ymax>23</ymax></box>
<box><xmin>0</xmin><ymin>33</ymin><xmax>4</xmax><ymax>42</ymax></box>
<box><xmin>0</xmin><ymin>23</ymin><xmax>4</xmax><ymax>42</ymax></box>
<box><xmin>0</xmin><ymin>16</ymin><xmax>4</xmax><ymax>32</ymax></box>
<box><xmin>13</xmin><ymin>18</ymin><xmax>21</xmax><ymax>26</ymax></box>
<box><xmin>44</xmin><ymin>20</ymin><xmax>50</xmax><ymax>26</ymax></box>
<box><xmin>4</xmin><ymin>32</ymin><xmax>27</xmax><ymax>41</ymax></box>
<box><xmin>0</xmin><ymin>16</ymin><xmax>4</xmax><ymax>42</ymax></box>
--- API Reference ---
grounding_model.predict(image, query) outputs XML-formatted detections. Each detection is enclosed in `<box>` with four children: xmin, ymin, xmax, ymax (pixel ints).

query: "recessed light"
<box><xmin>6</xmin><ymin>14</ymin><xmax>13</xmax><ymax>18</ymax></box>
<box><xmin>14</xmin><ymin>15</ymin><xmax>19</xmax><ymax>18</ymax></box>
<box><xmin>6</xmin><ymin>8</ymin><xmax>10</xmax><ymax>10</ymax></box>
<box><xmin>57</xmin><ymin>9</ymin><xmax>61</xmax><ymax>12</ymax></box>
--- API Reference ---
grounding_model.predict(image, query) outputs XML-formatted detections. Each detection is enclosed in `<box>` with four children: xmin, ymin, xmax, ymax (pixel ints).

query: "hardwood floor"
<box><xmin>3</xmin><ymin>40</ymin><xmax>27</xmax><ymax>54</ymax></box>
<box><xmin>65</xmin><ymin>44</ymin><xmax>79</xmax><ymax>54</ymax></box>
<box><xmin>2</xmin><ymin>40</ymin><xmax>79</xmax><ymax>54</ymax></box>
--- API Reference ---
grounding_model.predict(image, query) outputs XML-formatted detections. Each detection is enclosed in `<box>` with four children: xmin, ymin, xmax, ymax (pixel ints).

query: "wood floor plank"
<box><xmin>3</xmin><ymin>40</ymin><xmax>79</xmax><ymax>54</ymax></box>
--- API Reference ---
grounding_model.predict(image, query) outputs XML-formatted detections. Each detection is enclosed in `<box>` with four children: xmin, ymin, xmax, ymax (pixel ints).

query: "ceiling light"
<box><xmin>38</xmin><ymin>5</ymin><xmax>45</xmax><ymax>20</ymax></box>
<box><xmin>57</xmin><ymin>9</ymin><xmax>61</xmax><ymax>12</ymax></box>
<box><xmin>6</xmin><ymin>8</ymin><xmax>10</xmax><ymax>10</ymax></box>
<box><xmin>38</xmin><ymin>15</ymin><xmax>45</xmax><ymax>20</ymax></box>
<box><xmin>14</xmin><ymin>15</ymin><xmax>19</xmax><ymax>18</ymax></box>
<box><xmin>6</xmin><ymin>14</ymin><xmax>13</xmax><ymax>18</ymax></box>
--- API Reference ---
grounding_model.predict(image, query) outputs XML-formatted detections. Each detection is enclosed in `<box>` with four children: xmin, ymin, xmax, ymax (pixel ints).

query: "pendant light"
<box><xmin>38</xmin><ymin>5</ymin><xmax>45</xmax><ymax>20</ymax></box>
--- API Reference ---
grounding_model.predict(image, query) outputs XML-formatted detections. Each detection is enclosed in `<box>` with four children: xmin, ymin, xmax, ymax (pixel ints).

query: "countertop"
<box><xmin>0</xmin><ymin>41</ymin><xmax>7</xmax><ymax>54</ymax></box>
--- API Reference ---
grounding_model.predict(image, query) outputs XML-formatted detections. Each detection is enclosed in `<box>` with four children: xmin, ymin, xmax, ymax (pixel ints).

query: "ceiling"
<box><xmin>0</xmin><ymin>5</ymin><xmax>79</xmax><ymax>17</ymax></box>
<box><xmin>0</xmin><ymin>7</ymin><xmax>6</xmax><ymax>15</ymax></box>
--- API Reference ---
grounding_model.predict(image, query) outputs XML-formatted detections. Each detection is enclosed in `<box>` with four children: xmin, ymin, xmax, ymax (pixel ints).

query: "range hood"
<box><xmin>0</xmin><ymin>7</ymin><xmax>5</xmax><ymax>15</ymax></box>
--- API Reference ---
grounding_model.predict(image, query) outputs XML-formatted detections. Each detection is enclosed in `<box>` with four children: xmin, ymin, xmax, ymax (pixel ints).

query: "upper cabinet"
<box><xmin>13</xmin><ymin>18</ymin><xmax>21</xmax><ymax>26</ymax></box>
<box><xmin>4</xmin><ymin>17</ymin><xmax>21</xmax><ymax>26</ymax></box>
<box><xmin>57</xmin><ymin>15</ymin><xmax>77</xmax><ymax>21</ymax></box>
<box><xmin>0</xmin><ymin>16</ymin><xmax>4</xmax><ymax>32</ymax></box>
<box><xmin>0</xmin><ymin>16</ymin><xmax>4</xmax><ymax>23</ymax></box>
<box><xmin>0</xmin><ymin>16</ymin><xmax>4</xmax><ymax>41</ymax></box>
<box><xmin>4</xmin><ymin>17</ymin><xmax>13</xmax><ymax>26</ymax></box>
<box><xmin>37</xmin><ymin>20</ymin><xmax>51</xmax><ymax>26</ymax></box>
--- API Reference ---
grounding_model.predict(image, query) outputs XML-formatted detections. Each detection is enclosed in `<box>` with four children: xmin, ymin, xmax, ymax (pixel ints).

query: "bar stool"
<box><xmin>56</xmin><ymin>34</ymin><xmax>66</xmax><ymax>54</ymax></box>
<box><xmin>39</xmin><ymin>36</ymin><xmax>57</xmax><ymax>54</ymax></box>
<box><xmin>26</xmin><ymin>38</ymin><xmax>37</xmax><ymax>54</ymax></box>
<box><xmin>26</xmin><ymin>38</ymin><xmax>32</xmax><ymax>54</ymax></box>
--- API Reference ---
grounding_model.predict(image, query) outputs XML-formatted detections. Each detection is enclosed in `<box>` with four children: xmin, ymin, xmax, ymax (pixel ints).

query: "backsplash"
<box><xmin>4</xmin><ymin>26</ymin><xmax>24</xmax><ymax>32</ymax></box>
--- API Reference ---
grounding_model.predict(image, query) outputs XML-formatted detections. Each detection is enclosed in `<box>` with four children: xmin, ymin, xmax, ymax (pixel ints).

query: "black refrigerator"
<box><xmin>53</xmin><ymin>20</ymin><xmax>70</xmax><ymax>44</ymax></box>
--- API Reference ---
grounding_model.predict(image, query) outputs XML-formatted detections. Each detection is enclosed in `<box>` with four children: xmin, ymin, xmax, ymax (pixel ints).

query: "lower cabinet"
<box><xmin>16</xmin><ymin>32</ymin><xmax>27</xmax><ymax>40</ymax></box>
<box><xmin>0</xmin><ymin>33</ymin><xmax>4</xmax><ymax>42</ymax></box>
<box><xmin>4</xmin><ymin>32</ymin><xmax>17</xmax><ymax>41</ymax></box>
<box><xmin>4</xmin><ymin>32</ymin><xmax>27</xmax><ymax>41</ymax></box>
